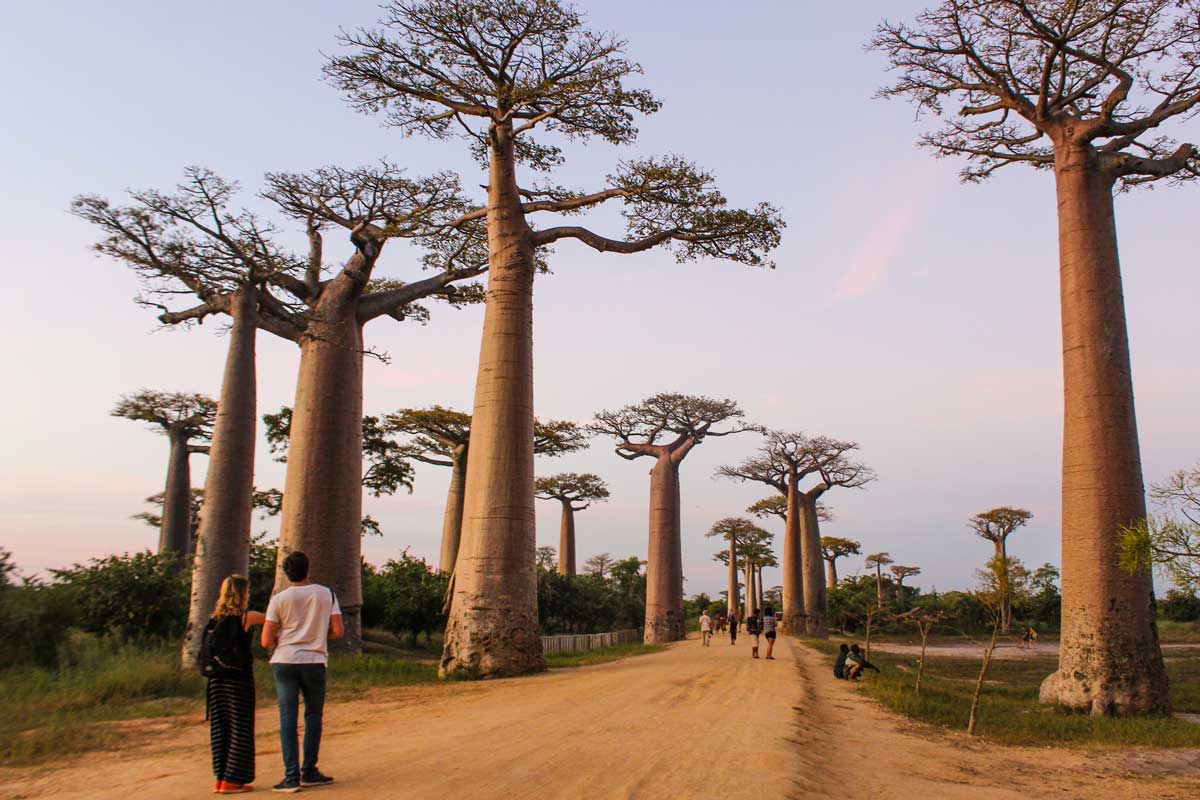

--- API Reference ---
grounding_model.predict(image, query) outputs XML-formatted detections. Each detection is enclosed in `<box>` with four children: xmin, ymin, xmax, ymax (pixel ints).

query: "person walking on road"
<box><xmin>262</xmin><ymin>551</ymin><xmax>343</xmax><ymax>794</ymax></box>
<box><xmin>728</xmin><ymin>611</ymin><xmax>739</xmax><ymax>645</ymax></box>
<box><xmin>761</xmin><ymin>605</ymin><xmax>777</xmax><ymax>660</ymax></box>
<box><xmin>746</xmin><ymin>609</ymin><xmax>762</xmax><ymax>659</ymax></box>
<box><xmin>699</xmin><ymin>610</ymin><xmax>713</xmax><ymax>646</ymax></box>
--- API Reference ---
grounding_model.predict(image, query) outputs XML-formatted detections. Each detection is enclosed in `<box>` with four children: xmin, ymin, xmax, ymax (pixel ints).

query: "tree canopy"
<box><xmin>592</xmin><ymin>393</ymin><xmax>759</xmax><ymax>462</ymax></box>
<box><xmin>821</xmin><ymin>536</ymin><xmax>862</xmax><ymax>562</ymax></box>
<box><xmin>969</xmin><ymin>506</ymin><xmax>1034</xmax><ymax>544</ymax></box>
<box><xmin>534</xmin><ymin>473</ymin><xmax>610</xmax><ymax>509</ymax></box>
<box><xmin>111</xmin><ymin>390</ymin><xmax>216</xmax><ymax>442</ymax></box>
<box><xmin>717</xmin><ymin>430</ymin><xmax>875</xmax><ymax>496</ymax></box>
<box><xmin>871</xmin><ymin>0</ymin><xmax>1200</xmax><ymax>186</ymax></box>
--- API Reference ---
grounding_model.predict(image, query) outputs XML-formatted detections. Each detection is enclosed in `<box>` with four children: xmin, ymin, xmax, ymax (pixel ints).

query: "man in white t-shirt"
<box><xmin>262</xmin><ymin>551</ymin><xmax>344</xmax><ymax>793</ymax></box>
<box><xmin>699</xmin><ymin>611</ymin><xmax>713</xmax><ymax>646</ymax></box>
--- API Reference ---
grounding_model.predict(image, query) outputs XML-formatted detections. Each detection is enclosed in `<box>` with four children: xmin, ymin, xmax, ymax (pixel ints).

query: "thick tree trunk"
<box><xmin>826</xmin><ymin>558</ymin><xmax>838</xmax><ymax>589</ymax></box>
<box><xmin>181</xmin><ymin>288</ymin><xmax>257</xmax><ymax>666</ymax></box>
<box><xmin>644</xmin><ymin>455</ymin><xmax>684</xmax><ymax>643</ymax></box>
<box><xmin>160</xmin><ymin>431</ymin><xmax>193</xmax><ymax>558</ymax></box>
<box><xmin>1038</xmin><ymin>146</ymin><xmax>1169</xmax><ymax>715</ymax></box>
<box><xmin>756</xmin><ymin>564</ymin><xmax>764</xmax><ymax>611</ymax></box>
<box><xmin>782</xmin><ymin>477</ymin><xmax>805</xmax><ymax>632</ymax></box>
<box><xmin>438</xmin><ymin>452</ymin><xmax>467</xmax><ymax>573</ymax></box>
<box><xmin>744</xmin><ymin>563</ymin><xmax>756</xmax><ymax>616</ymax></box>
<box><xmin>275</xmin><ymin>307</ymin><xmax>365</xmax><ymax>653</ymax></box>
<box><xmin>727</xmin><ymin>538</ymin><xmax>739</xmax><ymax>619</ymax></box>
<box><xmin>800</xmin><ymin>498</ymin><xmax>828</xmax><ymax>638</ymax></box>
<box><xmin>875</xmin><ymin>567</ymin><xmax>884</xmax><ymax>606</ymax></box>
<box><xmin>997</xmin><ymin>538</ymin><xmax>1012</xmax><ymax>634</ymax></box>
<box><xmin>557</xmin><ymin>501</ymin><xmax>576</xmax><ymax>577</ymax></box>
<box><xmin>441</xmin><ymin>122</ymin><xmax>544</xmax><ymax>678</ymax></box>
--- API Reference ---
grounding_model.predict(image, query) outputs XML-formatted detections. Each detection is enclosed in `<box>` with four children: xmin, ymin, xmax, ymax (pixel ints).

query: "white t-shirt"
<box><xmin>266</xmin><ymin>583</ymin><xmax>342</xmax><ymax>665</ymax></box>
<box><xmin>699</xmin><ymin>614</ymin><xmax>712</xmax><ymax>632</ymax></box>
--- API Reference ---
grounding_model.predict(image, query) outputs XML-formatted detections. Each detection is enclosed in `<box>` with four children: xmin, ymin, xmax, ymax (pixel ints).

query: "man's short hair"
<box><xmin>283</xmin><ymin>551</ymin><xmax>310</xmax><ymax>582</ymax></box>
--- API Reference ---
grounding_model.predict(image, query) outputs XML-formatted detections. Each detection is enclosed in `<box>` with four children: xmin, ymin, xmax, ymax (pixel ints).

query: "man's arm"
<box><xmin>328</xmin><ymin>613</ymin><xmax>345</xmax><ymax>641</ymax></box>
<box><xmin>262</xmin><ymin>620</ymin><xmax>280</xmax><ymax>650</ymax></box>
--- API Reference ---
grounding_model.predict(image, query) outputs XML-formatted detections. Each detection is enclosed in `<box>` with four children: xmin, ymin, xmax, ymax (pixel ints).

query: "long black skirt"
<box><xmin>207</xmin><ymin>676</ymin><xmax>255</xmax><ymax>784</ymax></box>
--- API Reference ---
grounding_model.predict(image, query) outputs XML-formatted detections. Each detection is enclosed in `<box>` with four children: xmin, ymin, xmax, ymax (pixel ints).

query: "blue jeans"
<box><xmin>273</xmin><ymin>663</ymin><xmax>327</xmax><ymax>780</ymax></box>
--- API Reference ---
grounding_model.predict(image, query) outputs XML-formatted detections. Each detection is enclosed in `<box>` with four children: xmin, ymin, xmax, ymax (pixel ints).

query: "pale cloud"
<box><xmin>833</xmin><ymin>169</ymin><xmax>933</xmax><ymax>301</ymax></box>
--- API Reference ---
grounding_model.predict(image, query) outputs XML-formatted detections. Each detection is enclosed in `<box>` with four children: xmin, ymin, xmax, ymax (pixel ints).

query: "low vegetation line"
<box><xmin>802</xmin><ymin>638</ymin><xmax>1200</xmax><ymax>748</ymax></box>
<box><xmin>545</xmin><ymin>642</ymin><xmax>665</xmax><ymax>669</ymax></box>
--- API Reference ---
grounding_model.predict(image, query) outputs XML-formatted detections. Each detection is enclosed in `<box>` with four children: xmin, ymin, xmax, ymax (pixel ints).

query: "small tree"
<box><xmin>535</xmin><ymin>473</ymin><xmax>609</xmax><ymax>576</ymax></box>
<box><xmin>898</xmin><ymin>606</ymin><xmax>945</xmax><ymax>697</ymax></box>
<box><xmin>968</xmin><ymin>507</ymin><xmax>1032</xmax><ymax>632</ymax></box>
<box><xmin>718</xmin><ymin>430</ymin><xmax>875</xmax><ymax>636</ymax></box>
<box><xmin>112</xmin><ymin>391</ymin><xmax>215</xmax><ymax>557</ymax></box>
<box><xmin>872</xmin><ymin>0</ymin><xmax>1196</xmax><ymax>716</ymax></box>
<box><xmin>707</xmin><ymin>517</ymin><xmax>766</xmax><ymax>618</ymax></box>
<box><xmin>890</xmin><ymin>564</ymin><xmax>921</xmax><ymax>609</ymax></box>
<box><xmin>864</xmin><ymin>552</ymin><xmax>894</xmax><ymax>607</ymax></box>
<box><xmin>535</xmin><ymin>546</ymin><xmax>558</xmax><ymax>573</ymax></box>
<box><xmin>1122</xmin><ymin>463</ymin><xmax>1200</xmax><ymax>593</ymax></box>
<box><xmin>820</xmin><ymin>536</ymin><xmax>861</xmax><ymax>589</ymax></box>
<box><xmin>593</xmin><ymin>393</ymin><xmax>759</xmax><ymax>642</ymax></box>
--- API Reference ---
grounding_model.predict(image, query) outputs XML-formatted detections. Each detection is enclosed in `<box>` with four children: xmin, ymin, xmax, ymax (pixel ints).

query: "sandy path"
<box><xmin>4</xmin><ymin>637</ymin><xmax>1199</xmax><ymax>799</ymax></box>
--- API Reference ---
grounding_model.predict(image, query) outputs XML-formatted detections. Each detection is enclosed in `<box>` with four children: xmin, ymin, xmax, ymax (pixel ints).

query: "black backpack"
<box><xmin>198</xmin><ymin>617</ymin><xmax>247</xmax><ymax>679</ymax></box>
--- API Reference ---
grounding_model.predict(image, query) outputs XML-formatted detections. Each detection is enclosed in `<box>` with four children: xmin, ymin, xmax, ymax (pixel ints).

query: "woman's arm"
<box><xmin>244</xmin><ymin>610</ymin><xmax>266</xmax><ymax>629</ymax></box>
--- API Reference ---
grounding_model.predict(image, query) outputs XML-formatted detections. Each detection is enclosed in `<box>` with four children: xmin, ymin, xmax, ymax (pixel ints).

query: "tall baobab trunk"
<box><xmin>781</xmin><ymin>477</ymin><xmax>805</xmax><ymax>632</ymax></box>
<box><xmin>874</xmin><ymin>564</ymin><xmax>885</xmax><ymax>606</ymax></box>
<box><xmin>557</xmin><ymin>500</ymin><xmax>576</xmax><ymax>577</ymax></box>
<box><xmin>727</xmin><ymin>537</ymin><xmax>740</xmax><ymax>619</ymax></box>
<box><xmin>644</xmin><ymin>455</ymin><xmax>684</xmax><ymax>642</ymax></box>
<box><xmin>438</xmin><ymin>451</ymin><xmax>467</xmax><ymax>572</ymax></box>
<box><xmin>756</xmin><ymin>564</ymin><xmax>764</xmax><ymax>611</ymax></box>
<box><xmin>441</xmin><ymin>122</ymin><xmax>544</xmax><ymax>678</ymax></box>
<box><xmin>800</xmin><ymin>499</ymin><xmax>828</xmax><ymax>638</ymax></box>
<box><xmin>160</xmin><ymin>430</ymin><xmax>194</xmax><ymax>557</ymax></box>
<box><xmin>1038</xmin><ymin>145</ymin><xmax>1169</xmax><ymax>715</ymax></box>
<box><xmin>275</xmin><ymin>302</ymin><xmax>365</xmax><ymax>653</ymax></box>
<box><xmin>744</xmin><ymin>562</ymin><xmax>757</xmax><ymax>616</ymax></box>
<box><xmin>182</xmin><ymin>288</ymin><xmax>257</xmax><ymax>666</ymax></box>
<box><xmin>826</xmin><ymin>558</ymin><xmax>838</xmax><ymax>590</ymax></box>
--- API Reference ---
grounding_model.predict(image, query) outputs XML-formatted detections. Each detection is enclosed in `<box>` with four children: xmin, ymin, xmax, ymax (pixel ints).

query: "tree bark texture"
<box><xmin>782</xmin><ymin>477</ymin><xmax>805</xmax><ymax>633</ymax></box>
<box><xmin>438</xmin><ymin>451</ymin><xmax>468</xmax><ymax>573</ymax></box>
<box><xmin>744</xmin><ymin>562</ymin><xmax>757</xmax><ymax>616</ymax></box>
<box><xmin>160</xmin><ymin>430</ymin><xmax>194</xmax><ymax>557</ymax></box>
<box><xmin>1038</xmin><ymin>146</ymin><xmax>1169</xmax><ymax>715</ymax></box>
<box><xmin>756</xmin><ymin>564</ymin><xmax>764</xmax><ymax>611</ymax></box>
<box><xmin>441</xmin><ymin>122</ymin><xmax>545</xmax><ymax>678</ymax></box>
<box><xmin>727</xmin><ymin>538</ymin><xmax>740</xmax><ymax>619</ymax></box>
<box><xmin>799</xmin><ymin>497</ymin><xmax>828</xmax><ymax>637</ymax></box>
<box><xmin>181</xmin><ymin>288</ymin><xmax>258</xmax><ymax>666</ymax></box>
<box><xmin>274</xmin><ymin>306</ymin><xmax>365</xmax><ymax>653</ymax></box>
<box><xmin>644</xmin><ymin>455</ymin><xmax>685</xmax><ymax>642</ymax></box>
<box><xmin>826</xmin><ymin>559</ymin><xmax>838</xmax><ymax>590</ymax></box>
<box><xmin>997</xmin><ymin>539</ymin><xmax>1012</xmax><ymax>634</ymax></box>
<box><xmin>557</xmin><ymin>501</ymin><xmax>576</xmax><ymax>577</ymax></box>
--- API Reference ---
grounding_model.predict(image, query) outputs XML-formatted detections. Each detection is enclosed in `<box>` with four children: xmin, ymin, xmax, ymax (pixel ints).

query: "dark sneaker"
<box><xmin>272</xmin><ymin>777</ymin><xmax>301</xmax><ymax>793</ymax></box>
<box><xmin>300</xmin><ymin>770</ymin><xmax>334</xmax><ymax>788</ymax></box>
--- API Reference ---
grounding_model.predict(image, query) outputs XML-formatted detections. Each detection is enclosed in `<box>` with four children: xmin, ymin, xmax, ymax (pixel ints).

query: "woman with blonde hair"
<box><xmin>201</xmin><ymin>575</ymin><xmax>265</xmax><ymax>794</ymax></box>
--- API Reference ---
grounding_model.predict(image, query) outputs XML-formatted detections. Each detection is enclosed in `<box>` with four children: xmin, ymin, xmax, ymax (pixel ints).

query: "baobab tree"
<box><xmin>707</xmin><ymin>517</ymin><xmax>759</xmax><ymax>618</ymax></box>
<box><xmin>593</xmin><ymin>394</ymin><xmax>760</xmax><ymax>643</ymax></box>
<box><xmin>77</xmin><ymin>169</ymin><xmax>316</xmax><ymax>664</ymax></box>
<box><xmin>111</xmin><ymin>391</ymin><xmax>215</xmax><ymax>557</ymax></box>
<box><xmin>326</xmin><ymin>0</ymin><xmax>783</xmax><ymax>677</ymax></box>
<box><xmin>871</xmin><ymin>0</ymin><xmax>1196</xmax><ymax>714</ymax></box>
<box><xmin>535</xmin><ymin>473</ymin><xmax>610</xmax><ymax>577</ymax></box>
<box><xmin>133</xmin><ymin>489</ymin><xmax>205</xmax><ymax>545</ymax></box>
<box><xmin>717</xmin><ymin>431</ymin><xmax>875</xmax><ymax>636</ymax></box>
<box><xmin>535</xmin><ymin>546</ymin><xmax>558</xmax><ymax>572</ymax></box>
<box><xmin>890</xmin><ymin>564</ymin><xmax>921</xmax><ymax>609</ymax></box>
<box><xmin>968</xmin><ymin>507</ymin><xmax>1033</xmax><ymax>633</ymax></box>
<box><xmin>584</xmin><ymin>552</ymin><xmax>615</xmax><ymax>578</ymax></box>
<box><xmin>864</xmin><ymin>553</ymin><xmax>894</xmax><ymax>607</ymax></box>
<box><xmin>384</xmin><ymin>407</ymin><xmax>589</xmax><ymax>572</ymax></box>
<box><xmin>821</xmin><ymin>536</ymin><xmax>862</xmax><ymax>589</ymax></box>
<box><xmin>78</xmin><ymin>165</ymin><xmax>484</xmax><ymax>657</ymax></box>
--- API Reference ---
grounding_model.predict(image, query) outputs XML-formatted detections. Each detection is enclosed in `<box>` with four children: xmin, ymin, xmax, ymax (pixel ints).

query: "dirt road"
<box><xmin>4</xmin><ymin>636</ymin><xmax>1199</xmax><ymax>799</ymax></box>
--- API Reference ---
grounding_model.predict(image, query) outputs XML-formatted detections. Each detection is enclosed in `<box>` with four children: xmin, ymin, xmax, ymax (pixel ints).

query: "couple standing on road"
<box><xmin>699</xmin><ymin>605</ymin><xmax>778</xmax><ymax>659</ymax></box>
<box><xmin>202</xmin><ymin>551</ymin><xmax>341</xmax><ymax>794</ymax></box>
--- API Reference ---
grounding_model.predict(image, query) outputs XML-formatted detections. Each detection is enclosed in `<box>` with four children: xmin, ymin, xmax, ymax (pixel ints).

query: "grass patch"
<box><xmin>804</xmin><ymin>637</ymin><xmax>1200</xmax><ymax>747</ymax></box>
<box><xmin>545</xmin><ymin>642</ymin><xmax>665</xmax><ymax>668</ymax></box>
<box><xmin>0</xmin><ymin>634</ymin><xmax>438</xmax><ymax>767</ymax></box>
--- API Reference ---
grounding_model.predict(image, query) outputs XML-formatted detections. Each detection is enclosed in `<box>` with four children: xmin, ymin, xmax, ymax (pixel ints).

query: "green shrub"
<box><xmin>51</xmin><ymin>550</ymin><xmax>190</xmax><ymax>642</ymax></box>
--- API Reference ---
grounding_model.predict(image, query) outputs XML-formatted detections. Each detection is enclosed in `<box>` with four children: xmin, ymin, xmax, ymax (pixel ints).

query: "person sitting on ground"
<box><xmin>844</xmin><ymin>644</ymin><xmax>880</xmax><ymax>681</ymax></box>
<box><xmin>699</xmin><ymin>610</ymin><xmax>713</xmax><ymax>647</ymax></box>
<box><xmin>745</xmin><ymin>609</ymin><xmax>762</xmax><ymax>659</ymax></box>
<box><xmin>761</xmin><ymin>604</ymin><xmax>778</xmax><ymax>660</ymax></box>
<box><xmin>833</xmin><ymin>643</ymin><xmax>850</xmax><ymax>679</ymax></box>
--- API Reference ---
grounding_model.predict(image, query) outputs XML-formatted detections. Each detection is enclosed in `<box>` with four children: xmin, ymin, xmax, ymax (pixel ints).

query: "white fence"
<box><xmin>540</xmin><ymin>628</ymin><xmax>640</xmax><ymax>654</ymax></box>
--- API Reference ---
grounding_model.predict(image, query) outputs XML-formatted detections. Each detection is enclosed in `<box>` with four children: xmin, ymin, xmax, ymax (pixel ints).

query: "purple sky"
<box><xmin>1</xmin><ymin>1</ymin><xmax>1197</xmax><ymax>598</ymax></box>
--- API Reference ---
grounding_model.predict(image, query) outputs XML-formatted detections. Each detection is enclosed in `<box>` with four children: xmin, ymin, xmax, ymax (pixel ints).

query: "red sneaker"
<box><xmin>217</xmin><ymin>782</ymin><xmax>254</xmax><ymax>794</ymax></box>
